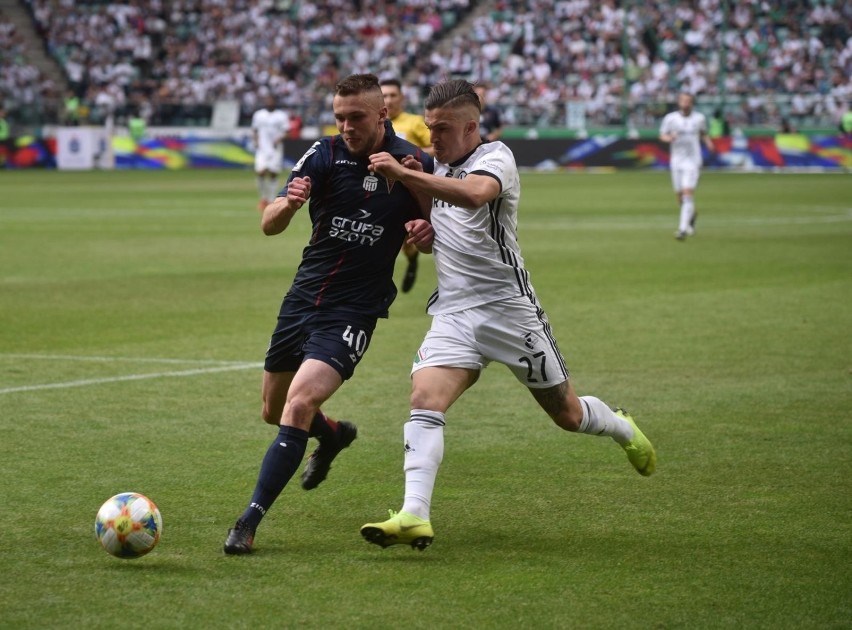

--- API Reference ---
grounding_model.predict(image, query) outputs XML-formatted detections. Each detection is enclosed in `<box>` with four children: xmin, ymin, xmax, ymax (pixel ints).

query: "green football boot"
<box><xmin>360</xmin><ymin>510</ymin><xmax>433</xmax><ymax>551</ymax></box>
<box><xmin>614</xmin><ymin>407</ymin><xmax>657</xmax><ymax>476</ymax></box>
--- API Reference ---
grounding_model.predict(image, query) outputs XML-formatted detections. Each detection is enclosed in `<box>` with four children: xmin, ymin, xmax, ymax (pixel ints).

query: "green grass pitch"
<box><xmin>1</xmin><ymin>168</ymin><xmax>850</xmax><ymax>628</ymax></box>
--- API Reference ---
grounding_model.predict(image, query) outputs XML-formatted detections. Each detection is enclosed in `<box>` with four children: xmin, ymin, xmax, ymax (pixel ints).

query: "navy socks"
<box><xmin>307</xmin><ymin>411</ymin><xmax>339</xmax><ymax>441</ymax></box>
<box><xmin>240</xmin><ymin>425</ymin><xmax>308</xmax><ymax>530</ymax></box>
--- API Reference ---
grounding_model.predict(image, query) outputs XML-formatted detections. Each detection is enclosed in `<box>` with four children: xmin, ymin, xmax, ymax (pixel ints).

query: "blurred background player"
<box><xmin>251</xmin><ymin>95</ymin><xmax>290</xmax><ymax>211</ymax></box>
<box><xmin>380</xmin><ymin>78</ymin><xmax>433</xmax><ymax>293</ymax></box>
<box><xmin>473</xmin><ymin>84</ymin><xmax>503</xmax><ymax>142</ymax></box>
<box><xmin>659</xmin><ymin>92</ymin><xmax>715</xmax><ymax>241</ymax></box>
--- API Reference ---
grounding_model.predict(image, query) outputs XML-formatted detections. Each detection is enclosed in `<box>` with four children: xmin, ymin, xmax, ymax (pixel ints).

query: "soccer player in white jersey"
<box><xmin>659</xmin><ymin>92</ymin><xmax>715</xmax><ymax>240</ymax></box>
<box><xmin>360</xmin><ymin>79</ymin><xmax>657</xmax><ymax>550</ymax></box>
<box><xmin>251</xmin><ymin>96</ymin><xmax>290</xmax><ymax>210</ymax></box>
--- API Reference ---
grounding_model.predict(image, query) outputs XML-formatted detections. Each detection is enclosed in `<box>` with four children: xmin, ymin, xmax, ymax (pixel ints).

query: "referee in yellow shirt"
<box><xmin>381</xmin><ymin>78</ymin><xmax>434</xmax><ymax>293</ymax></box>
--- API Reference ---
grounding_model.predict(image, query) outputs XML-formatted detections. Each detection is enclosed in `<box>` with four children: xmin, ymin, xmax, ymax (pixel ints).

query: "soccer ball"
<box><xmin>95</xmin><ymin>492</ymin><xmax>162</xmax><ymax>559</ymax></box>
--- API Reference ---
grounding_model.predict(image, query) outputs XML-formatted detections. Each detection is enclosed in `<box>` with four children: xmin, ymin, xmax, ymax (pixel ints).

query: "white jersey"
<box><xmin>660</xmin><ymin>110</ymin><xmax>707</xmax><ymax>169</ymax></box>
<box><xmin>251</xmin><ymin>108</ymin><xmax>290</xmax><ymax>153</ymax></box>
<box><xmin>427</xmin><ymin>141</ymin><xmax>533</xmax><ymax>315</ymax></box>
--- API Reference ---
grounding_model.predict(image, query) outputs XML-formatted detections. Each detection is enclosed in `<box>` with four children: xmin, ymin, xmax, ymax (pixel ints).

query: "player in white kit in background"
<box><xmin>659</xmin><ymin>92</ymin><xmax>715</xmax><ymax>240</ymax></box>
<box><xmin>359</xmin><ymin>79</ymin><xmax>657</xmax><ymax>550</ymax></box>
<box><xmin>251</xmin><ymin>96</ymin><xmax>290</xmax><ymax>211</ymax></box>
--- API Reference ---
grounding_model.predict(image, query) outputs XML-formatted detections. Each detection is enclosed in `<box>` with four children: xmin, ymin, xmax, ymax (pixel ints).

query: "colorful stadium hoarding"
<box><xmin>517</xmin><ymin>134</ymin><xmax>852</xmax><ymax>170</ymax></box>
<box><xmin>2</xmin><ymin>133</ymin><xmax>850</xmax><ymax>170</ymax></box>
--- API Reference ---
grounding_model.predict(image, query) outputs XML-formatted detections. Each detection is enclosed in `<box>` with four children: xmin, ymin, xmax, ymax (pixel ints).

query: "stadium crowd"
<box><xmin>448</xmin><ymin>0</ymin><xmax>852</xmax><ymax>128</ymax></box>
<box><xmin>22</xmin><ymin>0</ymin><xmax>472</xmax><ymax>127</ymax></box>
<box><xmin>6</xmin><ymin>0</ymin><xmax>852</xmax><ymax>131</ymax></box>
<box><xmin>0</xmin><ymin>10</ymin><xmax>57</xmax><ymax>126</ymax></box>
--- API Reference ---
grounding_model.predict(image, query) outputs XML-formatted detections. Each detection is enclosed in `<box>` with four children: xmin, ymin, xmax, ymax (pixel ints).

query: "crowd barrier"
<box><xmin>2</xmin><ymin>129</ymin><xmax>850</xmax><ymax>170</ymax></box>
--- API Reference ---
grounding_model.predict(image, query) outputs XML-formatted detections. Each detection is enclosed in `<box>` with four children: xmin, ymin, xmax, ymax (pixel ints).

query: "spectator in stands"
<box><xmin>18</xmin><ymin>0</ymin><xmax>852</xmax><ymax>131</ymax></box>
<box><xmin>0</xmin><ymin>107</ymin><xmax>10</xmax><ymax>155</ymax></box>
<box><xmin>128</xmin><ymin>108</ymin><xmax>146</xmax><ymax>144</ymax></box>
<box><xmin>708</xmin><ymin>108</ymin><xmax>730</xmax><ymax>138</ymax></box>
<box><xmin>62</xmin><ymin>91</ymin><xmax>80</xmax><ymax>126</ymax></box>
<box><xmin>841</xmin><ymin>109</ymin><xmax>852</xmax><ymax>135</ymax></box>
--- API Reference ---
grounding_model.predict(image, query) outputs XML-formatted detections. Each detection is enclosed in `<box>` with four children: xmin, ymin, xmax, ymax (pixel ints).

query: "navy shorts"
<box><xmin>264</xmin><ymin>296</ymin><xmax>378</xmax><ymax>381</ymax></box>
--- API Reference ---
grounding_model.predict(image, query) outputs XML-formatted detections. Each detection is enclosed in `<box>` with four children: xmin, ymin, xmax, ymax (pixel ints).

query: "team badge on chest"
<box><xmin>363</xmin><ymin>175</ymin><xmax>378</xmax><ymax>192</ymax></box>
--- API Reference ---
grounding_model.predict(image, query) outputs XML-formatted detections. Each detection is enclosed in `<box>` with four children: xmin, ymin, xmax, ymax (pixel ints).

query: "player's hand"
<box><xmin>405</xmin><ymin>219</ymin><xmax>434</xmax><ymax>254</ymax></box>
<box><xmin>400</xmin><ymin>155</ymin><xmax>424</xmax><ymax>172</ymax></box>
<box><xmin>287</xmin><ymin>176</ymin><xmax>311</xmax><ymax>208</ymax></box>
<box><xmin>368</xmin><ymin>152</ymin><xmax>405</xmax><ymax>179</ymax></box>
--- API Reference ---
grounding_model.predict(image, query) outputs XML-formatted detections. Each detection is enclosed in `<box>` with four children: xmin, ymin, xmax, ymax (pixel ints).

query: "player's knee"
<box><xmin>283</xmin><ymin>394</ymin><xmax>318</xmax><ymax>427</ymax></box>
<box><xmin>553</xmin><ymin>407</ymin><xmax>582</xmax><ymax>432</ymax></box>
<box><xmin>410</xmin><ymin>386</ymin><xmax>446</xmax><ymax>414</ymax></box>
<box><xmin>260</xmin><ymin>403</ymin><xmax>280</xmax><ymax>425</ymax></box>
<box><xmin>546</xmin><ymin>395</ymin><xmax>583</xmax><ymax>432</ymax></box>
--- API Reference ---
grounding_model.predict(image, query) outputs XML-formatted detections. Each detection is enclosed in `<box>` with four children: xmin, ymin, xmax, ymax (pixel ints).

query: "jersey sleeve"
<box><xmin>659</xmin><ymin>114</ymin><xmax>671</xmax><ymax>134</ymax></box>
<box><xmin>283</xmin><ymin>138</ymin><xmax>330</xmax><ymax>196</ymax></box>
<box><xmin>469</xmin><ymin>145</ymin><xmax>514</xmax><ymax>193</ymax></box>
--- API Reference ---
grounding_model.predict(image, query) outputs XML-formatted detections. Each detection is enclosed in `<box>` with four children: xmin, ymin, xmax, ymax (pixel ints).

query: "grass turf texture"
<box><xmin>0</xmin><ymin>169</ymin><xmax>849</xmax><ymax>628</ymax></box>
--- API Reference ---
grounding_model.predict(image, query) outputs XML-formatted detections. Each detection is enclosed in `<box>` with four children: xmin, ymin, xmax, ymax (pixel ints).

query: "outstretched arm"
<box><xmin>370</xmin><ymin>152</ymin><xmax>499</xmax><ymax>210</ymax></box>
<box><xmin>261</xmin><ymin>176</ymin><xmax>311</xmax><ymax>235</ymax></box>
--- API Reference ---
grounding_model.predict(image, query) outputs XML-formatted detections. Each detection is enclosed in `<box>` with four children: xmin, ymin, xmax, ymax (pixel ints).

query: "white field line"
<box><xmin>0</xmin><ymin>362</ymin><xmax>261</xmax><ymax>395</ymax></box>
<box><xmin>0</xmin><ymin>354</ymin><xmax>252</xmax><ymax>366</ymax></box>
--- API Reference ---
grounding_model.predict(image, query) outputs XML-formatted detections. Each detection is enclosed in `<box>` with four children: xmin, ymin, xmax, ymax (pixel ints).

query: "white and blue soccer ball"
<box><xmin>95</xmin><ymin>492</ymin><xmax>162</xmax><ymax>559</ymax></box>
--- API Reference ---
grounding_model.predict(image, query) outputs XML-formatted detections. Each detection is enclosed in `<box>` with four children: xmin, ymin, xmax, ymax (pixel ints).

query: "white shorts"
<box><xmin>255</xmin><ymin>148</ymin><xmax>283</xmax><ymax>174</ymax></box>
<box><xmin>671</xmin><ymin>167</ymin><xmax>700</xmax><ymax>192</ymax></box>
<box><xmin>411</xmin><ymin>296</ymin><xmax>569</xmax><ymax>389</ymax></box>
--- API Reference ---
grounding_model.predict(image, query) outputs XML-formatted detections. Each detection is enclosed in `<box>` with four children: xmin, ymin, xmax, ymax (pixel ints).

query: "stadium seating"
<box><xmin>9</xmin><ymin>0</ymin><xmax>852</xmax><ymax>131</ymax></box>
<box><xmin>0</xmin><ymin>9</ymin><xmax>57</xmax><ymax>125</ymax></box>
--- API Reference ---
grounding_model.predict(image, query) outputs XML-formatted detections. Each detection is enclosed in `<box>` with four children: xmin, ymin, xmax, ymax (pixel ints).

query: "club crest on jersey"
<box><xmin>363</xmin><ymin>175</ymin><xmax>378</xmax><ymax>192</ymax></box>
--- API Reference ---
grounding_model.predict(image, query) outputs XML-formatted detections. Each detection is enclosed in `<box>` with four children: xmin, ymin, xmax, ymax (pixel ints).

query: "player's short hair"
<box><xmin>424</xmin><ymin>79</ymin><xmax>481</xmax><ymax>113</ymax></box>
<box><xmin>335</xmin><ymin>74</ymin><xmax>382</xmax><ymax>97</ymax></box>
<box><xmin>379</xmin><ymin>78</ymin><xmax>402</xmax><ymax>90</ymax></box>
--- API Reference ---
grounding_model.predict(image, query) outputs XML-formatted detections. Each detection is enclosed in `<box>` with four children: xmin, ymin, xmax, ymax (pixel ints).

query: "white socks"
<box><xmin>679</xmin><ymin>194</ymin><xmax>695</xmax><ymax>233</ymax></box>
<box><xmin>266</xmin><ymin>178</ymin><xmax>279</xmax><ymax>202</ymax></box>
<box><xmin>257</xmin><ymin>176</ymin><xmax>279</xmax><ymax>202</ymax></box>
<box><xmin>400</xmin><ymin>409</ymin><xmax>445</xmax><ymax>521</ymax></box>
<box><xmin>578</xmin><ymin>396</ymin><xmax>634</xmax><ymax>445</ymax></box>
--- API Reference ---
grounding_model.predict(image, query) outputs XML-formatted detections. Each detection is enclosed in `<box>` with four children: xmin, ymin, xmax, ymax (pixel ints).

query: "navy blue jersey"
<box><xmin>282</xmin><ymin>121</ymin><xmax>433</xmax><ymax>317</ymax></box>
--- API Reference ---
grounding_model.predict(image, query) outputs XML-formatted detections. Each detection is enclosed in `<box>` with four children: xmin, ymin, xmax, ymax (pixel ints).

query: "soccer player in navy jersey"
<box><xmin>224</xmin><ymin>74</ymin><xmax>434</xmax><ymax>554</ymax></box>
